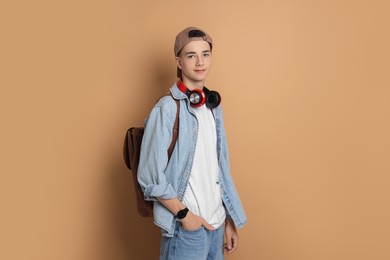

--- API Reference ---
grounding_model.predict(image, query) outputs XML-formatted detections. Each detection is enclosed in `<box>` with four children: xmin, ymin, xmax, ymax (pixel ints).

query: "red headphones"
<box><xmin>177</xmin><ymin>80</ymin><xmax>221</xmax><ymax>109</ymax></box>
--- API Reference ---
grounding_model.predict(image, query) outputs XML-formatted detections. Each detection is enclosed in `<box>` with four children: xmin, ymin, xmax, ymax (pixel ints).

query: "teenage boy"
<box><xmin>138</xmin><ymin>26</ymin><xmax>247</xmax><ymax>260</ymax></box>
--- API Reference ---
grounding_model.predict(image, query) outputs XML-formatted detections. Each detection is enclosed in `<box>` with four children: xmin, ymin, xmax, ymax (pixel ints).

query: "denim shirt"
<box><xmin>137</xmin><ymin>82</ymin><xmax>247</xmax><ymax>237</ymax></box>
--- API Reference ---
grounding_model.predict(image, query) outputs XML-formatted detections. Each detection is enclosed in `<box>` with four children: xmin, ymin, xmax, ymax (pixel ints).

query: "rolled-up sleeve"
<box><xmin>137</xmin><ymin>102</ymin><xmax>178</xmax><ymax>201</ymax></box>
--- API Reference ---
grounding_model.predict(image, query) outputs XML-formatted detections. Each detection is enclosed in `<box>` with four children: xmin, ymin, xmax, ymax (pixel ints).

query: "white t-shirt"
<box><xmin>182</xmin><ymin>105</ymin><xmax>226</xmax><ymax>228</ymax></box>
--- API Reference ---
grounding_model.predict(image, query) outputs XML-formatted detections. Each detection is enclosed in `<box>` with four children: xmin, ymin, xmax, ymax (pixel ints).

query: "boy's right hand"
<box><xmin>181</xmin><ymin>211</ymin><xmax>215</xmax><ymax>231</ymax></box>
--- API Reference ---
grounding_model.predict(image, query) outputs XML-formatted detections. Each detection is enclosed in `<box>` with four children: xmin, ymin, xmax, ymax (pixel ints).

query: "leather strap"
<box><xmin>167</xmin><ymin>94</ymin><xmax>179</xmax><ymax>159</ymax></box>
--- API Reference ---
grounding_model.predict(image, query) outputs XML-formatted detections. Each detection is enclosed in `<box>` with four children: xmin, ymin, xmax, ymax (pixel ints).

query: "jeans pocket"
<box><xmin>178</xmin><ymin>225</ymin><xmax>206</xmax><ymax>240</ymax></box>
<box><xmin>172</xmin><ymin>225</ymin><xmax>209</xmax><ymax>259</ymax></box>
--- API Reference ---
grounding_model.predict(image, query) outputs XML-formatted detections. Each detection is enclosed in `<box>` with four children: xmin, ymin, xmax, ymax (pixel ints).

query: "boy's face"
<box><xmin>176</xmin><ymin>40</ymin><xmax>212</xmax><ymax>88</ymax></box>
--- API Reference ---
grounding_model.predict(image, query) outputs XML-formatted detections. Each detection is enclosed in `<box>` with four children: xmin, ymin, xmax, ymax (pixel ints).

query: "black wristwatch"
<box><xmin>176</xmin><ymin>207</ymin><xmax>189</xmax><ymax>219</ymax></box>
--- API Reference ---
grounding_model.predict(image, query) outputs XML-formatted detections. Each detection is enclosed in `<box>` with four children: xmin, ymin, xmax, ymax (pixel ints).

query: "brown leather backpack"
<box><xmin>123</xmin><ymin>94</ymin><xmax>179</xmax><ymax>217</ymax></box>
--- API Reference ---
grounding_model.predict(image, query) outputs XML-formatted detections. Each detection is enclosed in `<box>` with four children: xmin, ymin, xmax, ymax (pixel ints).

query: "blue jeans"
<box><xmin>160</xmin><ymin>222</ymin><xmax>225</xmax><ymax>260</ymax></box>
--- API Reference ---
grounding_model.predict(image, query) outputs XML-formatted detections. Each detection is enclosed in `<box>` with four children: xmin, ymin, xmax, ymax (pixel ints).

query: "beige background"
<box><xmin>1</xmin><ymin>0</ymin><xmax>389</xmax><ymax>259</ymax></box>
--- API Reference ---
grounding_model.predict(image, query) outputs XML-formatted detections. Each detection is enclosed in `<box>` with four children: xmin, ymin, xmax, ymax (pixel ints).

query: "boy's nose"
<box><xmin>196</xmin><ymin>56</ymin><xmax>204</xmax><ymax>66</ymax></box>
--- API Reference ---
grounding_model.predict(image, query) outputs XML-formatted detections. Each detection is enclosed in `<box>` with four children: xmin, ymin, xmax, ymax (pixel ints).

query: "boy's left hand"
<box><xmin>224</xmin><ymin>217</ymin><xmax>239</xmax><ymax>254</ymax></box>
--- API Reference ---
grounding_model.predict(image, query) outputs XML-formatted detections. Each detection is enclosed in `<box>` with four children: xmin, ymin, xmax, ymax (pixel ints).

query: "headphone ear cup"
<box><xmin>188</xmin><ymin>89</ymin><xmax>206</xmax><ymax>107</ymax></box>
<box><xmin>205</xmin><ymin>90</ymin><xmax>221</xmax><ymax>109</ymax></box>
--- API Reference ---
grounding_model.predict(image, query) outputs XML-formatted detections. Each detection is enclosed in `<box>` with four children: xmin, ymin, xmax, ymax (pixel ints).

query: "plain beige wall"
<box><xmin>1</xmin><ymin>0</ymin><xmax>389</xmax><ymax>259</ymax></box>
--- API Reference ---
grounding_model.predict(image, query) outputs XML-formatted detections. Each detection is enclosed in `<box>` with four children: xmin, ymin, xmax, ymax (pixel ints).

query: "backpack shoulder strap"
<box><xmin>167</xmin><ymin>94</ymin><xmax>179</xmax><ymax>159</ymax></box>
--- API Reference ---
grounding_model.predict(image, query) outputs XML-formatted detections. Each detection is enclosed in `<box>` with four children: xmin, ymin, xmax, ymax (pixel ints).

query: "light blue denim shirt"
<box><xmin>138</xmin><ymin>82</ymin><xmax>247</xmax><ymax>237</ymax></box>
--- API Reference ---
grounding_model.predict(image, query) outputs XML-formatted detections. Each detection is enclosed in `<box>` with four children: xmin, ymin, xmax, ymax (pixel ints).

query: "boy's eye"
<box><xmin>203</xmin><ymin>53</ymin><xmax>209</xmax><ymax>57</ymax></box>
<box><xmin>187</xmin><ymin>55</ymin><xmax>195</xmax><ymax>59</ymax></box>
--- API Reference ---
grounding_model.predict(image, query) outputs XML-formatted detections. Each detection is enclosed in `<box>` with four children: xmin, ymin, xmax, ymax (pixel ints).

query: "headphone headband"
<box><xmin>177</xmin><ymin>80</ymin><xmax>189</xmax><ymax>94</ymax></box>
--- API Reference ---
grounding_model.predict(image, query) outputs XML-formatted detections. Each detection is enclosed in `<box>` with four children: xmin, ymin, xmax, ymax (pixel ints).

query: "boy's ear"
<box><xmin>176</xmin><ymin>57</ymin><xmax>182</xmax><ymax>69</ymax></box>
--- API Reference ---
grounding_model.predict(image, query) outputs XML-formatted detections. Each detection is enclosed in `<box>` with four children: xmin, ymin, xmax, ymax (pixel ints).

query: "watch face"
<box><xmin>177</xmin><ymin>208</ymin><xmax>188</xmax><ymax>219</ymax></box>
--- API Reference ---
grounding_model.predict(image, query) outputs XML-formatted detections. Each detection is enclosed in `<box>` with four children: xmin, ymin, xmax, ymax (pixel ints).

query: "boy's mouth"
<box><xmin>194</xmin><ymin>69</ymin><xmax>206</xmax><ymax>73</ymax></box>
